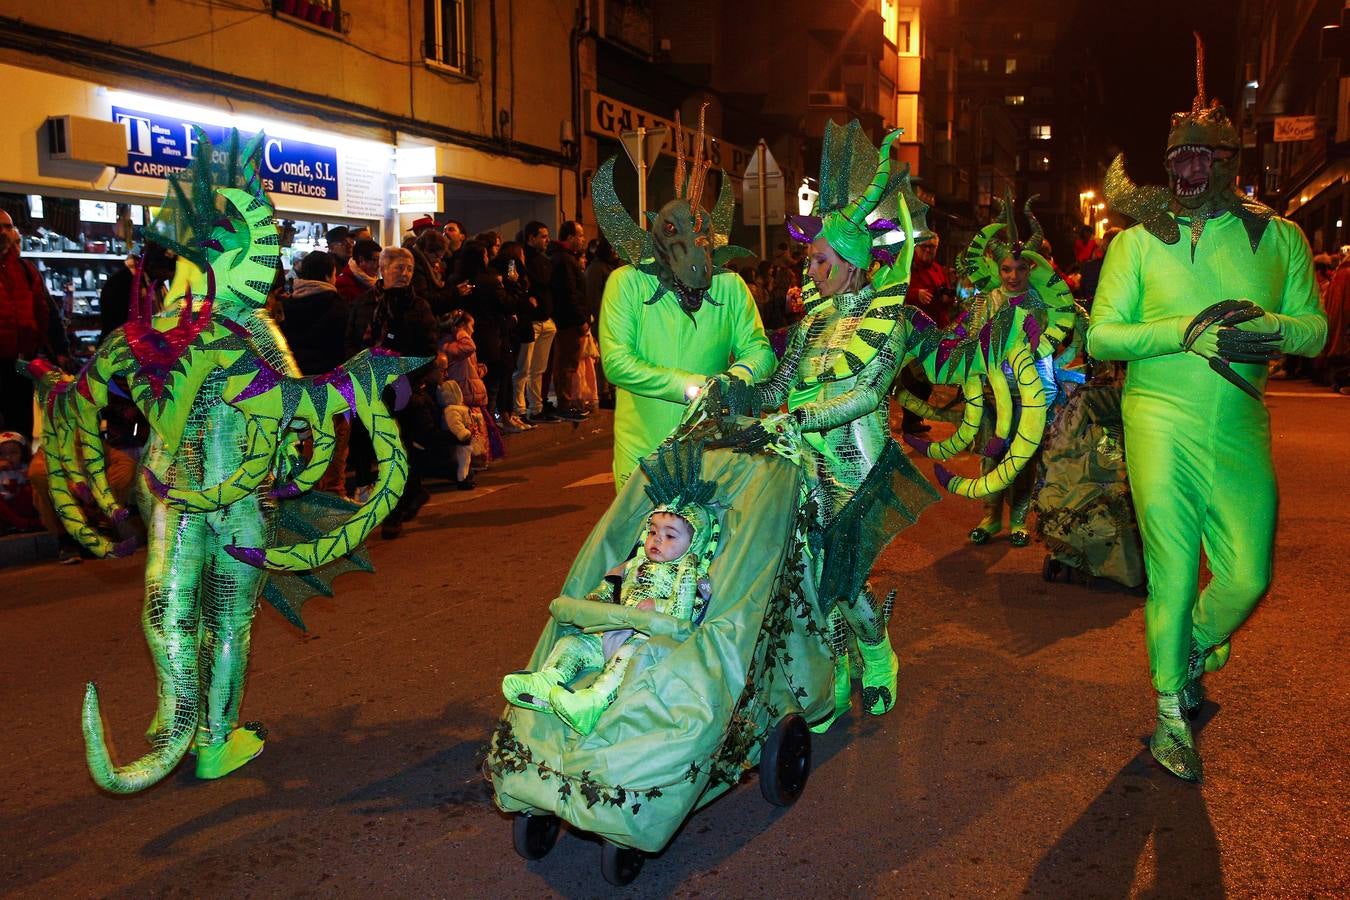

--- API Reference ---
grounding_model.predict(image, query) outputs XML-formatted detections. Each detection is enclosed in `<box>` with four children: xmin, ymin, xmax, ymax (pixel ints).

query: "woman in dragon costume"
<box><xmin>701</xmin><ymin>121</ymin><xmax>1075</xmax><ymax>730</ymax></box>
<box><xmin>23</xmin><ymin>131</ymin><xmax>425</xmax><ymax>793</ymax></box>
<box><xmin>1088</xmin><ymin>35</ymin><xmax>1325</xmax><ymax>782</ymax></box>
<box><xmin>906</xmin><ymin>195</ymin><xmax>1083</xmax><ymax>547</ymax></box>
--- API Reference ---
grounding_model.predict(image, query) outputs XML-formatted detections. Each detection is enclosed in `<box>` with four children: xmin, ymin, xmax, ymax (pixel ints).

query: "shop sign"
<box><xmin>111</xmin><ymin>106</ymin><xmax>341</xmax><ymax>200</ymax></box>
<box><xmin>398</xmin><ymin>182</ymin><xmax>443</xmax><ymax>212</ymax></box>
<box><xmin>1274</xmin><ymin>116</ymin><xmax>1318</xmax><ymax>142</ymax></box>
<box><xmin>587</xmin><ymin>92</ymin><xmax>754</xmax><ymax>174</ymax></box>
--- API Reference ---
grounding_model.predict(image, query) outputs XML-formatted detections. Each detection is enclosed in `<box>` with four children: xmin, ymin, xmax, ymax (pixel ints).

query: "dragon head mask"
<box><xmin>592</xmin><ymin>103</ymin><xmax>752</xmax><ymax>321</ymax></box>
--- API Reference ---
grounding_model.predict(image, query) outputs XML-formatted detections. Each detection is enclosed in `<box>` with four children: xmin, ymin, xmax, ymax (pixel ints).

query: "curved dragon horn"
<box><xmin>1023</xmin><ymin>194</ymin><xmax>1043</xmax><ymax>253</ymax></box>
<box><xmin>216</xmin><ymin>187</ymin><xmax>281</xmax><ymax>309</ymax></box>
<box><xmin>1001</xmin><ymin>188</ymin><xmax>1019</xmax><ymax>247</ymax></box>
<box><xmin>842</xmin><ymin>129</ymin><xmax>903</xmax><ymax>227</ymax></box>
<box><xmin>592</xmin><ymin>156</ymin><xmax>649</xmax><ymax>266</ymax></box>
<box><xmin>933</xmin><ymin>341</ymin><xmax>1047</xmax><ymax>499</ymax></box>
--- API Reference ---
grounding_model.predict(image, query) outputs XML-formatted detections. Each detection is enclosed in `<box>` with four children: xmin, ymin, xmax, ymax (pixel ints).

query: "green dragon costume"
<box><xmin>906</xmin><ymin>194</ymin><xmax>1084</xmax><ymax>547</ymax></box>
<box><xmin>1088</xmin><ymin>34</ymin><xmax>1326</xmax><ymax>781</ymax></box>
<box><xmin>22</xmin><ymin>131</ymin><xmax>424</xmax><ymax>793</ymax></box>
<box><xmin>596</xmin><ymin>106</ymin><xmax>777</xmax><ymax>486</ymax></box>
<box><xmin>708</xmin><ymin>121</ymin><xmax>1070</xmax><ymax>730</ymax></box>
<box><xmin>501</xmin><ymin>440</ymin><xmax>723</xmax><ymax>735</ymax></box>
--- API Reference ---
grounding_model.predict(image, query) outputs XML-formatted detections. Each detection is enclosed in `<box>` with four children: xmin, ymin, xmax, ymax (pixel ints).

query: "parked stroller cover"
<box><xmin>486</xmin><ymin>442</ymin><xmax>835</xmax><ymax>852</ymax></box>
<box><xmin>1034</xmin><ymin>375</ymin><xmax>1146</xmax><ymax>588</ymax></box>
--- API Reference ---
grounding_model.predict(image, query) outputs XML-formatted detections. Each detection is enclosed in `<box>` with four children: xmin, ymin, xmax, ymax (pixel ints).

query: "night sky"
<box><xmin>1067</xmin><ymin>0</ymin><xmax>1238</xmax><ymax>181</ymax></box>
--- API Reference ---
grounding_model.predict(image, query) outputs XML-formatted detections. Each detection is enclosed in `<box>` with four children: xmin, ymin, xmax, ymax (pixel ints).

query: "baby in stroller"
<box><xmin>501</xmin><ymin>486</ymin><xmax>721</xmax><ymax>735</ymax></box>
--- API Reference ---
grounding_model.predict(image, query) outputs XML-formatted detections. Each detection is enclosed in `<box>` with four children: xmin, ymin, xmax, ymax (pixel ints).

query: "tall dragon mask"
<box><xmin>1105</xmin><ymin>31</ymin><xmax>1273</xmax><ymax>259</ymax></box>
<box><xmin>592</xmin><ymin>103</ymin><xmax>752</xmax><ymax>321</ymax></box>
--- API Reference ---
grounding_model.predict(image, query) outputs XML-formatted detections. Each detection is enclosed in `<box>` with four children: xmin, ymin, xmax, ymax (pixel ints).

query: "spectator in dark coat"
<box><xmin>458</xmin><ymin>240</ymin><xmax>513</xmax><ymax>416</ymax></box>
<box><xmin>549</xmin><ymin>220</ymin><xmax>591</xmax><ymax>420</ymax></box>
<box><xmin>280</xmin><ymin>251</ymin><xmax>350</xmax><ymax>376</ymax></box>
<box><xmin>98</xmin><ymin>240</ymin><xmax>177</xmax><ymax>344</ymax></box>
<box><xmin>281</xmin><ymin>250</ymin><xmax>353</xmax><ymax>495</ymax></box>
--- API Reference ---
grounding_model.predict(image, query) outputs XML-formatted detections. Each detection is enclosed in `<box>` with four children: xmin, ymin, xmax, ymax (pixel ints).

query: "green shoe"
<box><xmin>857</xmin><ymin>636</ymin><xmax>899</xmax><ymax>716</ymax></box>
<box><xmin>1180</xmin><ymin>644</ymin><xmax>1208</xmax><ymax>719</ymax></box>
<box><xmin>195</xmin><ymin>723</ymin><xmax>266</xmax><ymax>780</ymax></box>
<box><xmin>1150</xmin><ymin>692</ymin><xmax>1202</xmax><ymax>783</ymax></box>
<box><xmin>810</xmin><ymin>655</ymin><xmax>853</xmax><ymax>734</ymax></box>
<box><xmin>549</xmin><ymin>684</ymin><xmax>610</xmax><ymax>736</ymax></box>
<box><xmin>969</xmin><ymin>514</ymin><xmax>1002</xmax><ymax>545</ymax></box>
<box><xmin>502</xmin><ymin>669</ymin><xmax>563</xmax><ymax>713</ymax></box>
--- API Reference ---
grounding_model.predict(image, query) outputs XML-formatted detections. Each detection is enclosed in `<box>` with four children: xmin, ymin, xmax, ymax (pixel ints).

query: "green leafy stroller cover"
<box><xmin>1034</xmin><ymin>381</ymin><xmax>1145</xmax><ymax>587</ymax></box>
<box><xmin>487</xmin><ymin>446</ymin><xmax>834</xmax><ymax>852</ymax></box>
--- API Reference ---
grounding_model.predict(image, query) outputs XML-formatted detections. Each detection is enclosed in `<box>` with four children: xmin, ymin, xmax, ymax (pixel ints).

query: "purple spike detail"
<box><xmin>225</xmin><ymin>544</ymin><xmax>267</xmax><ymax>569</ymax></box>
<box><xmin>111</xmin><ymin>506</ymin><xmax>132</xmax><ymax>524</ymax></box>
<box><xmin>230</xmin><ymin>363</ymin><xmax>284</xmax><ymax>402</ymax></box>
<box><xmin>983</xmin><ymin>437</ymin><xmax>1008</xmax><ymax>457</ymax></box>
<box><xmin>934</xmin><ymin>464</ymin><xmax>956</xmax><ymax>490</ymax></box>
<box><xmin>221</xmin><ymin>318</ymin><xmax>253</xmax><ymax>339</ymax></box>
<box><xmin>111</xmin><ymin>536</ymin><xmax>142</xmax><ymax>558</ymax></box>
<box><xmin>213</xmin><ymin>216</ymin><xmax>237</xmax><ymax>232</ymax></box>
<box><xmin>393</xmin><ymin>376</ymin><xmax>412</xmax><ymax>411</ymax></box>
<box><xmin>868</xmin><ymin>218</ymin><xmax>899</xmax><ymax>231</ymax></box>
<box><xmin>197</xmin><ymin>239</ymin><xmax>225</xmax><ymax>253</ymax></box>
<box><xmin>315</xmin><ymin>368</ymin><xmax>357</xmax><ymax>413</ymax></box>
<box><xmin>871</xmin><ymin>247</ymin><xmax>898</xmax><ymax>265</ymax></box>
<box><xmin>72</xmin><ymin>483</ymin><xmax>94</xmax><ymax>505</ymax></box>
<box><xmin>902</xmin><ymin>433</ymin><xmax>932</xmax><ymax>454</ymax></box>
<box><xmin>1023</xmin><ymin>314</ymin><xmax>1043</xmax><ymax>348</ymax></box>
<box><xmin>980</xmin><ymin>322</ymin><xmax>993</xmax><ymax>358</ymax></box>
<box><xmin>143</xmin><ymin>468</ymin><xmax>172</xmax><ymax>500</ymax></box>
<box><xmin>270</xmin><ymin>482</ymin><xmax>303</xmax><ymax>500</ymax></box>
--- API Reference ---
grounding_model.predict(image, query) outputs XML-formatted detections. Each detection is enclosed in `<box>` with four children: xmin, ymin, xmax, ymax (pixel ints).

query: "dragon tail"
<box><xmin>82</xmin><ymin>680</ymin><xmax>197</xmax><ymax>794</ymax></box>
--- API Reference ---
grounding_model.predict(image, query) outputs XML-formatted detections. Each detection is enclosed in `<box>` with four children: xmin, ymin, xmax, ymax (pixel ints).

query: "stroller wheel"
<box><xmin>600</xmin><ymin>841</ymin><xmax>645</xmax><ymax>886</ymax></box>
<box><xmin>1042</xmin><ymin>556</ymin><xmax>1062</xmax><ymax>582</ymax></box>
<box><xmin>512</xmin><ymin>813</ymin><xmax>561</xmax><ymax>860</ymax></box>
<box><xmin>759</xmin><ymin>714</ymin><xmax>812</xmax><ymax>807</ymax></box>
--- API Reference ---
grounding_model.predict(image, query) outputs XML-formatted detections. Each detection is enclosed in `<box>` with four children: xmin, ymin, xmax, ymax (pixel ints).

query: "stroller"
<box><xmin>485</xmin><ymin>436</ymin><xmax>835</xmax><ymax>885</ymax></box>
<box><xmin>1034</xmin><ymin>370</ymin><xmax>1146</xmax><ymax>590</ymax></box>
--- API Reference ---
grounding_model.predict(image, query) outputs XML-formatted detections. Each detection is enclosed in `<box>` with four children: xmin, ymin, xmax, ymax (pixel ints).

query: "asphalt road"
<box><xmin>2</xmin><ymin>392</ymin><xmax>1347</xmax><ymax>898</ymax></box>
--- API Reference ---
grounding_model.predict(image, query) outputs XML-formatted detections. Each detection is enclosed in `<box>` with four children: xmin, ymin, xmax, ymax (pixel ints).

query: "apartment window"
<box><xmin>881</xmin><ymin>0</ymin><xmax>898</xmax><ymax>44</ymax></box>
<box><xmin>1032</xmin><ymin>154</ymin><xmax>1051</xmax><ymax>172</ymax></box>
<box><xmin>1005</xmin><ymin>94</ymin><xmax>1025</xmax><ymax>106</ymax></box>
<box><xmin>1031</xmin><ymin>122</ymin><xmax>1052</xmax><ymax>141</ymax></box>
<box><xmin>973</xmin><ymin>57</ymin><xmax>989</xmax><ymax>73</ymax></box>
<box><xmin>425</xmin><ymin>0</ymin><xmax>470</xmax><ymax>72</ymax></box>
<box><xmin>1005</xmin><ymin>57</ymin><xmax>1018</xmax><ymax>75</ymax></box>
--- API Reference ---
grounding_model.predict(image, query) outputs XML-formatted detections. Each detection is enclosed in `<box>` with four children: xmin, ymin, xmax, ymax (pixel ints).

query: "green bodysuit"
<box><xmin>1088</xmin><ymin>212</ymin><xmax>1326</xmax><ymax>692</ymax></box>
<box><xmin>600</xmin><ymin>266</ymin><xmax>776</xmax><ymax>486</ymax></box>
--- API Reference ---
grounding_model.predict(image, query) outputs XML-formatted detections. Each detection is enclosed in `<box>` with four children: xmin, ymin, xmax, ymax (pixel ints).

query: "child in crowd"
<box><xmin>440</xmin><ymin>310</ymin><xmax>502</xmax><ymax>465</ymax></box>
<box><xmin>0</xmin><ymin>432</ymin><xmax>41</xmax><ymax>534</ymax></box>
<box><xmin>435</xmin><ymin>378</ymin><xmax>476</xmax><ymax>490</ymax></box>
<box><xmin>502</xmin><ymin>493</ymin><xmax>721</xmax><ymax>735</ymax></box>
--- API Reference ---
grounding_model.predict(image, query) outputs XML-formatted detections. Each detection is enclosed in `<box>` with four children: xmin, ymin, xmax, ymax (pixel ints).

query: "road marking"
<box><xmin>565</xmin><ymin>472</ymin><xmax>614</xmax><ymax>489</ymax></box>
<box><xmin>423</xmin><ymin>483</ymin><xmax>510</xmax><ymax>507</ymax></box>
<box><xmin>1266</xmin><ymin>391</ymin><xmax>1348</xmax><ymax>399</ymax></box>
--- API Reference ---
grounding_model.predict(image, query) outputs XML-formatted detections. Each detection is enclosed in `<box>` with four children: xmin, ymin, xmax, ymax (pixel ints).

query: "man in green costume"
<box><xmin>1088</xmin><ymin>35</ymin><xmax>1326</xmax><ymax>782</ymax></box>
<box><xmin>596</xmin><ymin>108</ymin><xmax>775</xmax><ymax>487</ymax></box>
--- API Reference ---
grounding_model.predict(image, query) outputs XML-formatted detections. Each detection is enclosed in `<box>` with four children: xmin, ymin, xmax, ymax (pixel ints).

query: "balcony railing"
<box><xmin>273</xmin><ymin>0</ymin><xmax>344</xmax><ymax>34</ymax></box>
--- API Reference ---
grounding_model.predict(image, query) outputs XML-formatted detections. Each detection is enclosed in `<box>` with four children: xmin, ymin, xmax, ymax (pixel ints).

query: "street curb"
<box><xmin>0</xmin><ymin>530</ymin><xmax>58</xmax><ymax>568</ymax></box>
